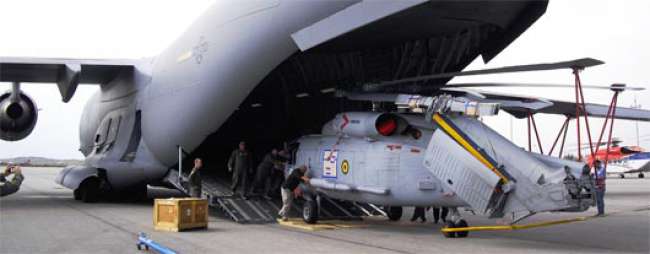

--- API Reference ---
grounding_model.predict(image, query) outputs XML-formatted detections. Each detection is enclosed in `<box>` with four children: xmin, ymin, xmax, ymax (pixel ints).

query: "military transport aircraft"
<box><xmin>2</xmin><ymin>0</ymin><xmax>649</xmax><ymax>238</ymax></box>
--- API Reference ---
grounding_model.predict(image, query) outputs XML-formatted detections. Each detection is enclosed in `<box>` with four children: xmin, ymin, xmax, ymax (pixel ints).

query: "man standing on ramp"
<box><xmin>228</xmin><ymin>141</ymin><xmax>253</xmax><ymax>199</ymax></box>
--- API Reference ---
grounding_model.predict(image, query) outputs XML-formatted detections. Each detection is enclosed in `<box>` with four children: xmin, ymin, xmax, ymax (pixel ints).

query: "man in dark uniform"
<box><xmin>1</xmin><ymin>165</ymin><xmax>24</xmax><ymax>197</ymax></box>
<box><xmin>278</xmin><ymin>165</ymin><xmax>310</xmax><ymax>221</ymax></box>
<box><xmin>432</xmin><ymin>207</ymin><xmax>448</xmax><ymax>224</ymax></box>
<box><xmin>411</xmin><ymin>207</ymin><xmax>427</xmax><ymax>223</ymax></box>
<box><xmin>228</xmin><ymin>141</ymin><xmax>253</xmax><ymax>199</ymax></box>
<box><xmin>187</xmin><ymin>158</ymin><xmax>203</xmax><ymax>198</ymax></box>
<box><xmin>250</xmin><ymin>149</ymin><xmax>278</xmax><ymax>199</ymax></box>
<box><xmin>593</xmin><ymin>160</ymin><xmax>607</xmax><ymax>216</ymax></box>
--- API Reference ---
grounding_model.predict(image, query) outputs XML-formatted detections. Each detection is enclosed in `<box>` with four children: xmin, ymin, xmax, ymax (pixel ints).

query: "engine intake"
<box><xmin>0</xmin><ymin>91</ymin><xmax>38</xmax><ymax>141</ymax></box>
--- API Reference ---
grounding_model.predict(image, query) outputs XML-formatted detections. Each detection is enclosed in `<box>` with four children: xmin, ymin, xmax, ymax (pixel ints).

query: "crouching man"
<box><xmin>278</xmin><ymin>165</ymin><xmax>310</xmax><ymax>221</ymax></box>
<box><xmin>1</xmin><ymin>165</ymin><xmax>25</xmax><ymax>197</ymax></box>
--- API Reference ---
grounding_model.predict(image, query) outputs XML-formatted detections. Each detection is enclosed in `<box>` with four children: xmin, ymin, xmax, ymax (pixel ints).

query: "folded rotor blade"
<box><xmin>371</xmin><ymin>58</ymin><xmax>604</xmax><ymax>89</ymax></box>
<box><xmin>446</xmin><ymin>82</ymin><xmax>645</xmax><ymax>91</ymax></box>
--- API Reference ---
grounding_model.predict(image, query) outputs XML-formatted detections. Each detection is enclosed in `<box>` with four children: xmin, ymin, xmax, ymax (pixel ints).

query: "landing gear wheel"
<box><xmin>127</xmin><ymin>184</ymin><xmax>148</xmax><ymax>202</ymax></box>
<box><xmin>639</xmin><ymin>173</ymin><xmax>645</xmax><ymax>178</ymax></box>
<box><xmin>455</xmin><ymin>219</ymin><xmax>469</xmax><ymax>238</ymax></box>
<box><xmin>302</xmin><ymin>199</ymin><xmax>319</xmax><ymax>224</ymax></box>
<box><xmin>73</xmin><ymin>189</ymin><xmax>81</xmax><ymax>200</ymax></box>
<box><xmin>620</xmin><ymin>174</ymin><xmax>625</xmax><ymax>179</ymax></box>
<box><xmin>386</xmin><ymin>206</ymin><xmax>403</xmax><ymax>221</ymax></box>
<box><xmin>442</xmin><ymin>221</ymin><xmax>457</xmax><ymax>238</ymax></box>
<box><xmin>78</xmin><ymin>178</ymin><xmax>100</xmax><ymax>203</ymax></box>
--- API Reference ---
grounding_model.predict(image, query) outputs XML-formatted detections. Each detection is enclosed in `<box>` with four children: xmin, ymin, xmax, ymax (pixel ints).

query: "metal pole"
<box><xmin>593</xmin><ymin>96</ymin><xmax>616</xmax><ymax>156</ymax></box>
<box><xmin>527</xmin><ymin>113</ymin><xmax>532</xmax><ymax>152</ymax></box>
<box><xmin>603</xmin><ymin>93</ymin><xmax>619</xmax><ymax>173</ymax></box>
<box><xmin>558</xmin><ymin>118</ymin><xmax>570</xmax><ymax>158</ymax></box>
<box><xmin>530</xmin><ymin>114</ymin><xmax>544</xmax><ymax>154</ymax></box>
<box><xmin>573</xmin><ymin>68</ymin><xmax>582</xmax><ymax>161</ymax></box>
<box><xmin>548</xmin><ymin>118</ymin><xmax>569</xmax><ymax>156</ymax></box>
<box><xmin>178</xmin><ymin>146</ymin><xmax>182</xmax><ymax>179</ymax></box>
<box><xmin>576</xmin><ymin>72</ymin><xmax>595</xmax><ymax>157</ymax></box>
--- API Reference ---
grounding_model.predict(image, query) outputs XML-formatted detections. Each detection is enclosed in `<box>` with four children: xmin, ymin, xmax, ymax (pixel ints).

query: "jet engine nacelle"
<box><xmin>322</xmin><ymin>112</ymin><xmax>408</xmax><ymax>138</ymax></box>
<box><xmin>0</xmin><ymin>91</ymin><xmax>38</xmax><ymax>141</ymax></box>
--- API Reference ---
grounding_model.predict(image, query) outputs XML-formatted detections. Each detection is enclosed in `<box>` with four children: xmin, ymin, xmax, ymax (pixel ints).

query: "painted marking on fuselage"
<box><xmin>341</xmin><ymin>159</ymin><xmax>350</xmax><ymax>175</ymax></box>
<box><xmin>322</xmin><ymin>150</ymin><xmax>338</xmax><ymax>178</ymax></box>
<box><xmin>340</xmin><ymin>114</ymin><xmax>350</xmax><ymax>129</ymax></box>
<box><xmin>432</xmin><ymin>113</ymin><xmax>509</xmax><ymax>183</ymax></box>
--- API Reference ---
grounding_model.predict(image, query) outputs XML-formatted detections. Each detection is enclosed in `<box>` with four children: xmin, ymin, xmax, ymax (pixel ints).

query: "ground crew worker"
<box><xmin>432</xmin><ymin>207</ymin><xmax>448</xmax><ymax>224</ymax></box>
<box><xmin>593</xmin><ymin>160</ymin><xmax>606</xmax><ymax>216</ymax></box>
<box><xmin>188</xmin><ymin>158</ymin><xmax>203</xmax><ymax>198</ymax></box>
<box><xmin>410</xmin><ymin>207</ymin><xmax>427</xmax><ymax>223</ymax></box>
<box><xmin>250</xmin><ymin>149</ymin><xmax>278</xmax><ymax>199</ymax></box>
<box><xmin>278</xmin><ymin>165</ymin><xmax>310</xmax><ymax>221</ymax></box>
<box><xmin>228</xmin><ymin>141</ymin><xmax>253</xmax><ymax>199</ymax></box>
<box><xmin>1</xmin><ymin>165</ymin><xmax>25</xmax><ymax>197</ymax></box>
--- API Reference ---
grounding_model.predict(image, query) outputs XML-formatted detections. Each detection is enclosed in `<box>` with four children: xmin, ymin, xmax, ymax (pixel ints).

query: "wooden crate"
<box><xmin>153</xmin><ymin>198</ymin><xmax>208</xmax><ymax>232</ymax></box>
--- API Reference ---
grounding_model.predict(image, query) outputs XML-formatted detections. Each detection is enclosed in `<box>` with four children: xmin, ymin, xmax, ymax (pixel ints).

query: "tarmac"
<box><xmin>0</xmin><ymin>167</ymin><xmax>648</xmax><ymax>254</ymax></box>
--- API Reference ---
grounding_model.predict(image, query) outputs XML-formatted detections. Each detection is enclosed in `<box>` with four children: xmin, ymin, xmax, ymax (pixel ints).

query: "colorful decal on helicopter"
<box><xmin>322</xmin><ymin>150</ymin><xmax>338</xmax><ymax>178</ymax></box>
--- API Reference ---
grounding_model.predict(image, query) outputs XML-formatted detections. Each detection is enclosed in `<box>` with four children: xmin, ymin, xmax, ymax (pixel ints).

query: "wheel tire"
<box><xmin>127</xmin><ymin>184</ymin><xmax>148</xmax><ymax>201</ymax></box>
<box><xmin>620</xmin><ymin>174</ymin><xmax>625</xmax><ymax>179</ymax></box>
<box><xmin>639</xmin><ymin>173</ymin><xmax>645</xmax><ymax>178</ymax></box>
<box><xmin>442</xmin><ymin>221</ymin><xmax>457</xmax><ymax>238</ymax></box>
<box><xmin>455</xmin><ymin>219</ymin><xmax>469</xmax><ymax>238</ymax></box>
<box><xmin>386</xmin><ymin>206</ymin><xmax>403</xmax><ymax>221</ymax></box>
<box><xmin>302</xmin><ymin>199</ymin><xmax>319</xmax><ymax>224</ymax></box>
<box><xmin>73</xmin><ymin>189</ymin><xmax>81</xmax><ymax>200</ymax></box>
<box><xmin>79</xmin><ymin>178</ymin><xmax>100</xmax><ymax>203</ymax></box>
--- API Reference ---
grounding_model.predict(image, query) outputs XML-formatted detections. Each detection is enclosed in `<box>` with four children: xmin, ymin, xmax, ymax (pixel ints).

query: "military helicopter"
<box><xmin>285</xmin><ymin>58</ymin><xmax>650</xmax><ymax>238</ymax></box>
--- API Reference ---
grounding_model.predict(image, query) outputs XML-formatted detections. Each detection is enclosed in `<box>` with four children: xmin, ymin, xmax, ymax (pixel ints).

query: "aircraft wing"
<box><xmin>471</xmin><ymin>90</ymin><xmax>650</xmax><ymax>121</ymax></box>
<box><xmin>0</xmin><ymin>57</ymin><xmax>136</xmax><ymax>102</ymax></box>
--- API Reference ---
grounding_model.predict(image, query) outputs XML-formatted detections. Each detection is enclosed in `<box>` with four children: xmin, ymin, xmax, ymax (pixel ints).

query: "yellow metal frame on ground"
<box><xmin>277</xmin><ymin>218</ymin><xmax>366</xmax><ymax>231</ymax></box>
<box><xmin>441</xmin><ymin>216</ymin><xmax>590</xmax><ymax>233</ymax></box>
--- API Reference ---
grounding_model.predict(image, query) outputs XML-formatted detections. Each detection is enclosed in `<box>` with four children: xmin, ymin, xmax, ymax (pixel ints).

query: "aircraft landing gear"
<box><xmin>442</xmin><ymin>208</ymin><xmax>469</xmax><ymax>238</ymax></box>
<box><xmin>385</xmin><ymin>206</ymin><xmax>403</xmax><ymax>221</ymax></box>
<box><xmin>639</xmin><ymin>173</ymin><xmax>645</xmax><ymax>178</ymax></box>
<box><xmin>302</xmin><ymin>195</ymin><xmax>320</xmax><ymax>224</ymax></box>
<box><xmin>76</xmin><ymin>177</ymin><xmax>100</xmax><ymax>203</ymax></box>
<box><xmin>620</xmin><ymin>174</ymin><xmax>625</xmax><ymax>179</ymax></box>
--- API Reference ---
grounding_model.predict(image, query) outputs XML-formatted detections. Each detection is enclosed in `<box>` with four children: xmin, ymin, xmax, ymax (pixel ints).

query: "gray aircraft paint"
<box><xmin>142</xmin><ymin>1</ymin><xmax>359</xmax><ymax>166</ymax></box>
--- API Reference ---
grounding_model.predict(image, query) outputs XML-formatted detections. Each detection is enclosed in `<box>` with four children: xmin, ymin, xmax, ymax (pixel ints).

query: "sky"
<box><xmin>0</xmin><ymin>0</ymin><xmax>649</xmax><ymax>159</ymax></box>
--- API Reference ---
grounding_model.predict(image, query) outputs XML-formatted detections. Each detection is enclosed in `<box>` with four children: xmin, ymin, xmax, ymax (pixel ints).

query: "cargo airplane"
<box><xmin>2</xmin><ymin>0</ymin><xmax>649</xmax><ymax>238</ymax></box>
